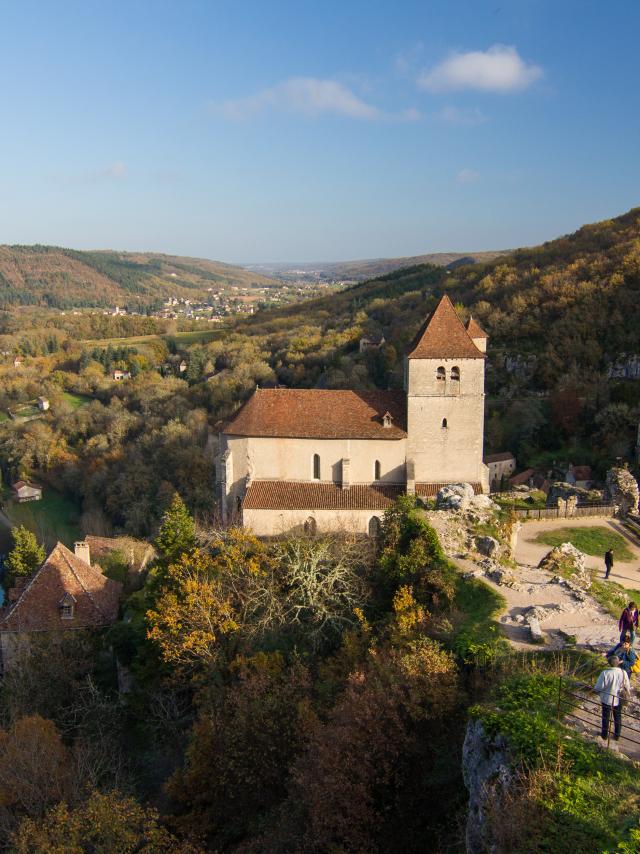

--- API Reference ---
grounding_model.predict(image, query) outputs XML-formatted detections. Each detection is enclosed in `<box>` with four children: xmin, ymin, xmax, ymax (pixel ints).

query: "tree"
<box><xmin>5</xmin><ymin>526</ymin><xmax>45</xmax><ymax>587</ymax></box>
<box><xmin>0</xmin><ymin>716</ymin><xmax>72</xmax><ymax>841</ymax></box>
<box><xmin>11</xmin><ymin>789</ymin><xmax>203</xmax><ymax>854</ymax></box>
<box><xmin>146</xmin><ymin>550</ymin><xmax>238</xmax><ymax>674</ymax></box>
<box><xmin>154</xmin><ymin>493</ymin><xmax>196</xmax><ymax>562</ymax></box>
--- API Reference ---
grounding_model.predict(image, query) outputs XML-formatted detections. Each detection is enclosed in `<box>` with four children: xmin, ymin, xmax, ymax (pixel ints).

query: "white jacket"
<box><xmin>594</xmin><ymin>666</ymin><xmax>631</xmax><ymax>707</ymax></box>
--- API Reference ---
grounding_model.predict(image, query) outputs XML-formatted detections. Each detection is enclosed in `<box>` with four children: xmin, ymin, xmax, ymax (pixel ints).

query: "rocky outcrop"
<box><xmin>546</xmin><ymin>482</ymin><xmax>602</xmax><ymax>506</ymax></box>
<box><xmin>436</xmin><ymin>482</ymin><xmax>475</xmax><ymax>511</ymax></box>
<box><xmin>462</xmin><ymin>719</ymin><xmax>513</xmax><ymax>854</ymax></box>
<box><xmin>538</xmin><ymin>542</ymin><xmax>592</xmax><ymax>590</ymax></box>
<box><xmin>475</xmin><ymin>535</ymin><xmax>500</xmax><ymax>557</ymax></box>
<box><xmin>605</xmin><ymin>466</ymin><xmax>640</xmax><ymax>516</ymax></box>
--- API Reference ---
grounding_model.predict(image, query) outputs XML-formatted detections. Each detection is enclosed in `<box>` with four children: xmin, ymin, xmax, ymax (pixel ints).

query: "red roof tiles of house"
<box><xmin>484</xmin><ymin>452</ymin><xmax>515</xmax><ymax>464</ymax></box>
<box><xmin>466</xmin><ymin>316</ymin><xmax>489</xmax><ymax>339</ymax></box>
<box><xmin>509</xmin><ymin>468</ymin><xmax>536</xmax><ymax>487</ymax></box>
<box><xmin>243</xmin><ymin>481</ymin><xmax>404</xmax><ymax>510</ymax></box>
<box><xmin>0</xmin><ymin>542</ymin><xmax>122</xmax><ymax>633</ymax></box>
<box><xmin>224</xmin><ymin>389</ymin><xmax>407</xmax><ymax>440</ymax></box>
<box><xmin>407</xmin><ymin>295</ymin><xmax>485</xmax><ymax>360</ymax></box>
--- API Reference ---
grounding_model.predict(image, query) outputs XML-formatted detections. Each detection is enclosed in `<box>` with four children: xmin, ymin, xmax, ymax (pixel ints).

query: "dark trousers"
<box><xmin>605</xmin><ymin>563</ymin><xmax>612</xmax><ymax>578</ymax></box>
<box><xmin>601</xmin><ymin>703</ymin><xmax>622</xmax><ymax>739</ymax></box>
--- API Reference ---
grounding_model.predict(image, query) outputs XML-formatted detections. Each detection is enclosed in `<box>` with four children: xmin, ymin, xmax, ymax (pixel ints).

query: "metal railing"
<box><xmin>557</xmin><ymin>677</ymin><xmax>640</xmax><ymax>752</ymax></box>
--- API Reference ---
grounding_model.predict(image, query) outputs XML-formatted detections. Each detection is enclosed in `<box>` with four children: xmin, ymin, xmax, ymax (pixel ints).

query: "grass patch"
<box><xmin>535</xmin><ymin>525</ymin><xmax>635</xmax><ymax>562</ymax></box>
<box><xmin>588</xmin><ymin>578</ymin><xmax>640</xmax><ymax>618</ymax></box>
<box><xmin>494</xmin><ymin>489</ymin><xmax>547</xmax><ymax>510</ymax></box>
<box><xmin>472</xmin><ymin>664</ymin><xmax>640</xmax><ymax>852</ymax></box>
<box><xmin>2</xmin><ymin>487</ymin><xmax>81</xmax><ymax>549</ymax></box>
<box><xmin>62</xmin><ymin>391</ymin><xmax>93</xmax><ymax>410</ymax></box>
<box><xmin>448</xmin><ymin>565</ymin><xmax>508</xmax><ymax>662</ymax></box>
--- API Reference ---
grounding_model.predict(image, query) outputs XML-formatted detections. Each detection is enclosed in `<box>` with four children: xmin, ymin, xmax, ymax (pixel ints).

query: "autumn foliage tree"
<box><xmin>11</xmin><ymin>789</ymin><xmax>203</xmax><ymax>854</ymax></box>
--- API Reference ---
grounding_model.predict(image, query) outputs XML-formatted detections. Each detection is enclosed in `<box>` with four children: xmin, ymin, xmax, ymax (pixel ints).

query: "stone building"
<box><xmin>0</xmin><ymin>541</ymin><xmax>122</xmax><ymax>670</ymax></box>
<box><xmin>217</xmin><ymin>295</ymin><xmax>489</xmax><ymax>535</ymax></box>
<box><xmin>484</xmin><ymin>452</ymin><xmax>516</xmax><ymax>492</ymax></box>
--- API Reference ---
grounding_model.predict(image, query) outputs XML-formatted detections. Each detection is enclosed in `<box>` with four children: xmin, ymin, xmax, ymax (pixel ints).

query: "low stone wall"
<box><xmin>512</xmin><ymin>504</ymin><xmax>615</xmax><ymax>521</ymax></box>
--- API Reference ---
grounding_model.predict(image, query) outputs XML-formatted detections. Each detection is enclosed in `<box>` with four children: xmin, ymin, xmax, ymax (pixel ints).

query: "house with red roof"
<box><xmin>218</xmin><ymin>296</ymin><xmax>490</xmax><ymax>535</ymax></box>
<box><xmin>0</xmin><ymin>540</ymin><xmax>122</xmax><ymax>670</ymax></box>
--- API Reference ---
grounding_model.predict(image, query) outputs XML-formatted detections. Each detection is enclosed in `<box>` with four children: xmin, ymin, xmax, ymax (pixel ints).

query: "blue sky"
<box><xmin>1</xmin><ymin>0</ymin><xmax>638</xmax><ymax>262</ymax></box>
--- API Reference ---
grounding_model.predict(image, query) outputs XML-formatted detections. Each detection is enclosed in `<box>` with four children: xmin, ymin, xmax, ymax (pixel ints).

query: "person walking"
<box><xmin>619</xmin><ymin>602</ymin><xmax>639</xmax><ymax>646</ymax></box>
<box><xmin>594</xmin><ymin>655</ymin><xmax>631</xmax><ymax>742</ymax></box>
<box><xmin>604</xmin><ymin>549</ymin><xmax>614</xmax><ymax>579</ymax></box>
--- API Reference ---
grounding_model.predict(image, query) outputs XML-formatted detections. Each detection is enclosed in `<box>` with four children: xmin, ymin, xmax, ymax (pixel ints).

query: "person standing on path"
<box><xmin>594</xmin><ymin>655</ymin><xmax>631</xmax><ymax>742</ymax></box>
<box><xmin>619</xmin><ymin>602</ymin><xmax>639</xmax><ymax>646</ymax></box>
<box><xmin>604</xmin><ymin>549</ymin><xmax>614</xmax><ymax>579</ymax></box>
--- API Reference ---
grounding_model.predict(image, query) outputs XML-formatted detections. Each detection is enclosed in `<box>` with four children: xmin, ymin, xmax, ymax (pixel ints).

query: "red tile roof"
<box><xmin>509</xmin><ymin>468</ymin><xmax>535</xmax><ymax>487</ymax></box>
<box><xmin>243</xmin><ymin>481</ymin><xmax>404</xmax><ymax>510</ymax></box>
<box><xmin>484</xmin><ymin>452</ymin><xmax>515</xmax><ymax>464</ymax></box>
<box><xmin>224</xmin><ymin>389</ymin><xmax>407</xmax><ymax>440</ymax></box>
<box><xmin>0</xmin><ymin>542</ymin><xmax>122</xmax><ymax>633</ymax></box>
<box><xmin>85</xmin><ymin>535</ymin><xmax>155</xmax><ymax>572</ymax></box>
<box><xmin>571</xmin><ymin>466</ymin><xmax>593</xmax><ymax>481</ymax></box>
<box><xmin>408</xmin><ymin>295</ymin><xmax>485</xmax><ymax>360</ymax></box>
<box><xmin>466</xmin><ymin>317</ymin><xmax>489</xmax><ymax>339</ymax></box>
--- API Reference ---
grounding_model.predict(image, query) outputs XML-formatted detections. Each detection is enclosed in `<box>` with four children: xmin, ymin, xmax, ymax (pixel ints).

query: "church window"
<box><xmin>442</xmin><ymin>418</ymin><xmax>448</xmax><ymax>429</ymax></box>
<box><xmin>436</xmin><ymin>366</ymin><xmax>446</xmax><ymax>381</ymax></box>
<box><xmin>304</xmin><ymin>516</ymin><xmax>317</xmax><ymax>536</ymax></box>
<box><xmin>313</xmin><ymin>454</ymin><xmax>321</xmax><ymax>480</ymax></box>
<box><xmin>374</xmin><ymin>460</ymin><xmax>381</xmax><ymax>480</ymax></box>
<box><xmin>451</xmin><ymin>366</ymin><xmax>460</xmax><ymax>381</ymax></box>
<box><xmin>368</xmin><ymin>516</ymin><xmax>381</xmax><ymax>538</ymax></box>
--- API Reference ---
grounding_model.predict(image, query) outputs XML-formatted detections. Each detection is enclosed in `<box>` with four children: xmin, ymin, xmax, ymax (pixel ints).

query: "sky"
<box><xmin>0</xmin><ymin>0</ymin><xmax>639</xmax><ymax>263</ymax></box>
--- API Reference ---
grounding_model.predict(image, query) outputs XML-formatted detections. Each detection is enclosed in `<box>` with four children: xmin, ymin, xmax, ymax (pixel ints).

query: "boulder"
<box><xmin>539</xmin><ymin>542</ymin><xmax>591</xmax><ymax>589</ymax></box>
<box><xmin>470</xmin><ymin>494</ymin><xmax>499</xmax><ymax>511</ymax></box>
<box><xmin>605</xmin><ymin>466</ymin><xmax>640</xmax><ymax>516</ymax></box>
<box><xmin>475</xmin><ymin>535</ymin><xmax>500</xmax><ymax>557</ymax></box>
<box><xmin>436</xmin><ymin>482</ymin><xmax>475</xmax><ymax>511</ymax></box>
<box><xmin>547</xmin><ymin>482</ymin><xmax>602</xmax><ymax>506</ymax></box>
<box><xmin>527</xmin><ymin>617</ymin><xmax>545</xmax><ymax>644</ymax></box>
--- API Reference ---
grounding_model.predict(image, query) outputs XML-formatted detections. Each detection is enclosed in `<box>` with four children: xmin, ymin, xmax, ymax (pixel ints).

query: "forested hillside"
<box><xmin>0</xmin><ymin>245</ymin><xmax>277</xmax><ymax>309</ymax></box>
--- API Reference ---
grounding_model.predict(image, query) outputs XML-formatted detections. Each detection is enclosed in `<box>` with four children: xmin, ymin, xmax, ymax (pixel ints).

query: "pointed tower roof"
<box><xmin>466</xmin><ymin>316</ymin><xmax>489</xmax><ymax>339</ymax></box>
<box><xmin>407</xmin><ymin>295</ymin><xmax>485</xmax><ymax>359</ymax></box>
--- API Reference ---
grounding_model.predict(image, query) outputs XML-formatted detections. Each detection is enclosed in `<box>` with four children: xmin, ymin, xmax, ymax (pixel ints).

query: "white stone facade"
<box><xmin>217</xmin><ymin>297</ymin><xmax>490</xmax><ymax>535</ymax></box>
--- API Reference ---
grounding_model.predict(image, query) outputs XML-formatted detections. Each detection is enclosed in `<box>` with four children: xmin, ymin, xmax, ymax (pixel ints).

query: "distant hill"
<box><xmin>0</xmin><ymin>245</ymin><xmax>278</xmax><ymax>309</ymax></box>
<box><xmin>246</xmin><ymin>250</ymin><xmax>508</xmax><ymax>281</ymax></box>
<box><xmin>235</xmin><ymin>208</ymin><xmax>640</xmax><ymax>391</ymax></box>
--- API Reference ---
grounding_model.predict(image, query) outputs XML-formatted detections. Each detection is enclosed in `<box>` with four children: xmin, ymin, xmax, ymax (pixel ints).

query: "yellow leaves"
<box><xmin>146</xmin><ymin>549</ymin><xmax>239</xmax><ymax>673</ymax></box>
<box><xmin>392</xmin><ymin>585</ymin><xmax>428</xmax><ymax>637</ymax></box>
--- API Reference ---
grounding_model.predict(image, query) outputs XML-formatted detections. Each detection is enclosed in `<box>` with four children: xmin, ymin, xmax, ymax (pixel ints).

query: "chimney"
<box><xmin>74</xmin><ymin>541</ymin><xmax>91</xmax><ymax>566</ymax></box>
<box><xmin>341</xmin><ymin>458</ymin><xmax>351</xmax><ymax>490</ymax></box>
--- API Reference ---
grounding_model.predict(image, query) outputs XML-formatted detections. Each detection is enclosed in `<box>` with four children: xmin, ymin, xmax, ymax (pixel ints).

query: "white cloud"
<box><xmin>437</xmin><ymin>105</ymin><xmax>487</xmax><ymax>126</ymax></box>
<box><xmin>218</xmin><ymin>77</ymin><xmax>420</xmax><ymax>122</ymax></box>
<box><xmin>419</xmin><ymin>45</ymin><xmax>543</xmax><ymax>93</ymax></box>
<box><xmin>456</xmin><ymin>168</ymin><xmax>480</xmax><ymax>184</ymax></box>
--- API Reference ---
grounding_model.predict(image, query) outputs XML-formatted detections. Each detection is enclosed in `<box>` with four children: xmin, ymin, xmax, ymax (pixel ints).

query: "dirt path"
<box><xmin>454</xmin><ymin>556</ymin><xmax>619</xmax><ymax>651</ymax></box>
<box><xmin>514</xmin><ymin>517</ymin><xmax>640</xmax><ymax>589</ymax></box>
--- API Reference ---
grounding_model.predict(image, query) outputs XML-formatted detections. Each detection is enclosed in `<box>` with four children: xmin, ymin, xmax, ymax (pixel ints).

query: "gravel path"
<box><xmin>514</xmin><ymin>517</ymin><xmax>640</xmax><ymax>590</ymax></box>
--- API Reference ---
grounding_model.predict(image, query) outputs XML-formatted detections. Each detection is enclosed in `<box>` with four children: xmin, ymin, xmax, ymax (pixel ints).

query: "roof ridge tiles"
<box><xmin>407</xmin><ymin>294</ymin><xmax>485</xmax><ymax>360</ymax></box>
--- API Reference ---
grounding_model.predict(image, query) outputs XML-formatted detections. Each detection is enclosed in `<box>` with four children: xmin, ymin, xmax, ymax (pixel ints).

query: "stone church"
<box><xmin>217</xmin><ymin>295</ymin><xmax>489</xmax><ymax>535</ymax></box>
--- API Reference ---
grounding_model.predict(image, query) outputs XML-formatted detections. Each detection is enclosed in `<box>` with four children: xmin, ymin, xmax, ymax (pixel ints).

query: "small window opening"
<box><xmin>374</xmin><ymin>460</ymin><xmax>382</xmax><ymax>480</ymax></box>
<box><xmin>442</xmin><ymin>418</ymin><xmax>448</xmax><ymax>429</ymax></box>
<box><xmin>451</xmin><ymin>366</ymin><xmax>460</xmax><ymax>381</ymax></box>
<box><xmin>59</xmin><ymin>593</ymin><xmax>76</xmax><ymax>620</ymax></box>
<box><xmin>436</xmin><ymin>366</ymin><xmax>446</xmax><ymax>381</ymax></box>
<box><xmin>313</xmin><ymin>453</ymin><xmax>321</xmax><ymax>480</ymax></box>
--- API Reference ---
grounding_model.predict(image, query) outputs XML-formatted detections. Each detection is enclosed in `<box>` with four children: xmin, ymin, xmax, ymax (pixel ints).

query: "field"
<box><xmin>1</xmin><ymin>487</ymin><xmax>81</xmax><ymax>550</ymax></box>
<box><xmin>81</xmin><ymin>328</ymin><xmax>224</xmax><ymax>348</ymax></box>
<box><xmin>535</xmin><ymin>525</ymin><xmax>635</xmax><ymax>562</ymax></box>
<box><xmin>62</xmin><ymin>392</ymin><xmax>93</xmax><ymax>410</ymax></box>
